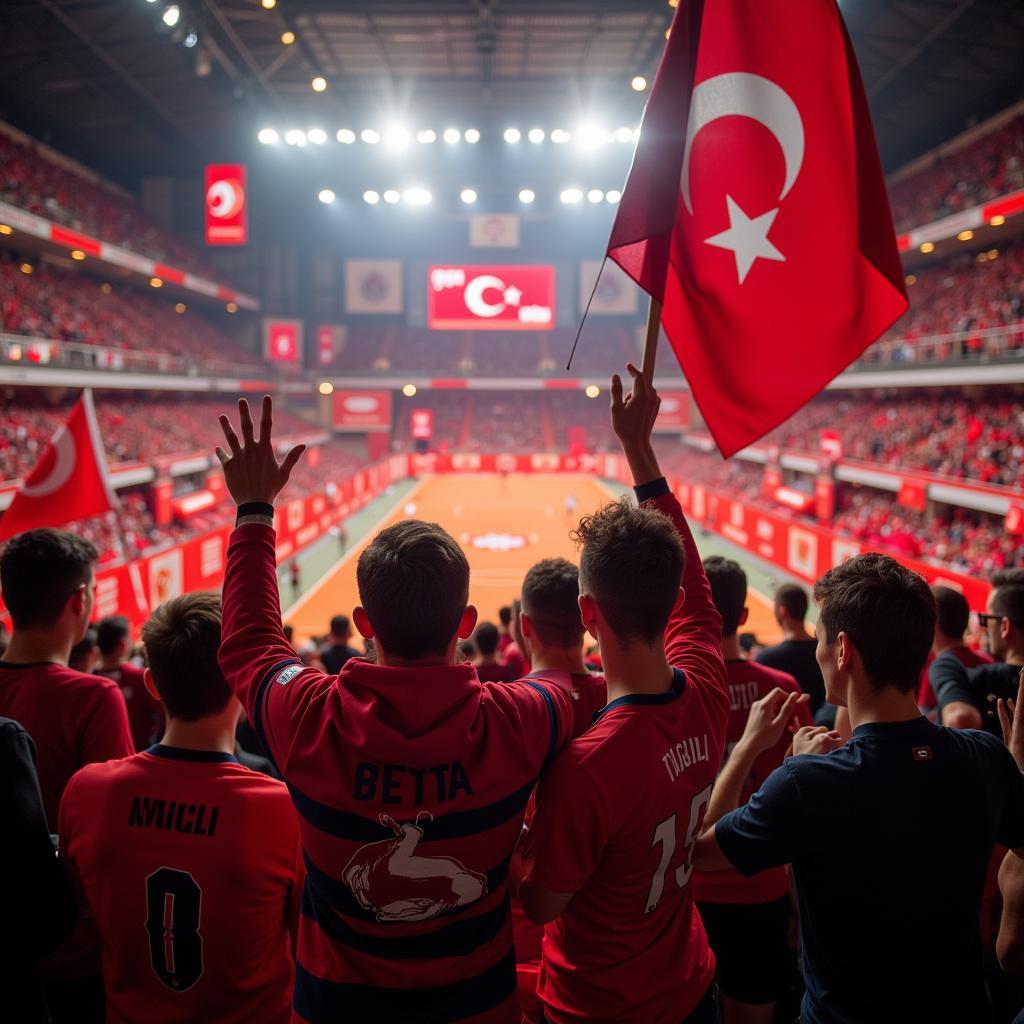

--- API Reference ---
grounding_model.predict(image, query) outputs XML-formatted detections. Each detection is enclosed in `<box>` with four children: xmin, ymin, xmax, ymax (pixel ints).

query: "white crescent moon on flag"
<box><xmin>22</xmin><ymin>428</ymin><xmax>76</xmax><ymax>497</ymax></box>
<box><xmin>207</xmin><ymin>179</ymin><xmax>243</xmax><ymax>219</ymax></box>
<box><xmin>680</xmin><ymin>72</ymin><xmax>805</xmax><ymax>214</ymax></box>
<box><xmin>464</xmin><ymin>275</ymin><xmax>507</xmax><ymax>318</ymax></box>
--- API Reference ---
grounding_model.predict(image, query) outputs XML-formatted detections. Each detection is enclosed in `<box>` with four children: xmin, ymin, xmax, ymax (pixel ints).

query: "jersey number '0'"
<box><xmin>145</xmin><ymin>867</ymin><xmax>204</xmax><ymax>991</ymax></box>
<box><xmin>644</xmin><ymin>783</ymin><xmax>713</xmax><ymax>914</ymax></box>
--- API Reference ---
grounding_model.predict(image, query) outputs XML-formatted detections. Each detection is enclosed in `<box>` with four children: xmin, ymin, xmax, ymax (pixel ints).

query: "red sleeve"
<box><xmin>219</xmin><ymin>523</ymin><xmax>331</xmax><ymax>773</ymax></box>
<box><xmin>519</xmin><ymin>753</ymin><xmax>608</xmax><ymax>895</ymax></box>
<box><xmin>488</xmin><ymin>675</ymin><xmax>577</xmax><ymax>771</ymax></box>
<box><xmin>639</xmin><ymin>487</ymin><xmax>729</xmax><ymax>731</ymax></box>
<box><xmin>78</xmin><ymin>680</ymin><xmax>134</xmax><ymax>766</ymax></box>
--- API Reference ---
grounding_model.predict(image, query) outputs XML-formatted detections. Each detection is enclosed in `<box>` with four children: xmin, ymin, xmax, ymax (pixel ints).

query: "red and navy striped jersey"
<box><xmin>220</xmin><ymin>523</ymin><xmax>576</xmax><ymax>1024</ymax></box>
<box><xmin>59</xmin><ymin>745</ymin><xmax>301</xmax><ymax>1024</ymax></box>
<box><xmin>521</xmin><ymin>485</ymin><xmax>730</xmax><ymax>1024</ymax></box>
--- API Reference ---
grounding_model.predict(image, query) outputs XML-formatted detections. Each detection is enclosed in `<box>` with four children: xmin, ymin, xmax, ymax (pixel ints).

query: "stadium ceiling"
<box><xmin>0</xmin><ymin>0</ymin><xmax>1021</xmax><ymax>185</ymax></box>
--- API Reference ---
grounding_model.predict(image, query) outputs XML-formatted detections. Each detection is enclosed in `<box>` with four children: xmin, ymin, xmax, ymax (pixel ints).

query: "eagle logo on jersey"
<box><xmin>342</xmin><ymin>812</ymin><xmax>488</xmax><ymax>923</ymax></box>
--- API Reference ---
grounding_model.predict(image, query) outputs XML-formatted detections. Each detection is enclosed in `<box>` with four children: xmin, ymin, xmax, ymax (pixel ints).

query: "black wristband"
<box><xmin>236</xmin><ymin>501</ymin><xmax>275</xmax><ymax>524</ymax></box>
<box><xmin>634</xmin><ymin>477</ymin><xmax>670</xmax><ymax>503</ymax></box>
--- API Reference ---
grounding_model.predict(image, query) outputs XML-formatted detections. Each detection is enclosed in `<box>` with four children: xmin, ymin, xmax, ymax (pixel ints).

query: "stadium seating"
<box><xmin>0</xmin><ymin>130</ymin><xmax>220</xmax><ymax>278</ymax></box>
<box><xmin>888</xmin><ymin>112</ymin><xmax>1024</xmax><ymax>232</ymax></box>
<box><xmin>0</xmin><ymin>256</ymin><xmax>262</xmax><ymax>374</ymax></box>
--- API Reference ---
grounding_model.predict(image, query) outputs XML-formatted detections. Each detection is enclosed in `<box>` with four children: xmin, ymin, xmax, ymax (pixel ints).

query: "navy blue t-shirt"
<box><xmin>716</xmin><ymin>717</ymin><xmax>1024</xmax><ymax>1024</ymax></box>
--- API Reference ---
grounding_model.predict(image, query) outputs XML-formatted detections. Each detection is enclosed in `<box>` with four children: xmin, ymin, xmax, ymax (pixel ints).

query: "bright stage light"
<box><xmin>336</xmin><ymin>128</ymin><xmax>356</xmax><ymax>144</ymax></box>
<box><xmin>528</xmin><ymin>128</ymin><xmax>545</xmax><ymax>144</ymax></box>
<box><xmin>587</xmin><ymin>189</ymin><xmax>604</xmax><ymax>203</ymax></box>
<box><xmin>416</xmin><ymin>129</ymin><xmax>437</xmax><ymax>143</ymax></box>
<box><xmin>443</xmin><ymin>128</ymin><xmax>461</xmax><ymax>144</ymax></box>
<box><xmin>519</xmin><ymin>188</ymin><xmax>536</xmax><ymax>204</ymax></box>
<box><xmin>318</xmin><ymin>381</ymin><xmax>335</xmax><ymax>396</ymax></box>
<box><xmin>503</xmin><ymin>128</ymin><xmax>521</xmax><ymax>144</ymax></box>
<box><xmin>307</xmin><ymin>128</ymin><xmax>327</xmax><ymax>145</ymax></box>
<box><xmin>383</xmin><ymin>189</ymin><xmax>400</xmax><ymax>204</ymax></box>
<box><xmin>550</xmin><ymin>128</ymin><xmax>571</xmax><ymax>144</ymax></box>
<box><xmin>183</xmin><ymin>30</ymin><xmax>198</xmax><ymax>48</ymax></box>
<box><xmin>284</xmin><ymin>129</ymin><xmax>306</xmax><ymax>146</ymax></box>
<box><xmin>280</xmin><ymin>31</ymin><xmax>295</xmax><ymax>45</ymax></box>
<box><xmin>162</xmin><ymin>5</ymin><xmax>180</xmax><ymax>27</ymax></box>
<box><xmin>614</xmin><ymin>126</ymin><xmax>633</xmax><ymax>143</ymax></box>
<box><xmin>403</xmin><ymin>188</ymin><xmax>432</xmax><ymax>206</ymax></box>
<box><xmin>258</xmin><ymin>128</ymin><xmax>279</xmax><ymax>146</ymax></box>
<box><xmin>560</xmin><ymin>188</ymin><xmax>583</xmax><ymax>204</ymax></box>
<box><xmin>363</xmin><ymin>190</ymin><xmax>380</xmax><ymax>205</ymax></box>
<box><xmin>261</xmin><ymin>0</ymin><xmax>276</xmax><ymax>9</ymax></box>
<box><xmin>576</xmin><ymin>123</ymin><xmax>607</xmax><ymax>149</ymax></box>
<box><xmin>361</xmin><ymin>128</ymin><xmax>380</xmax><ymax>144</ymax></box>
<box><xmin>150</xmin><ymin>276</ymin><xmax>163</xmax><ymax>288</ymax></box>
<box><xmin>226</xmin><ymin>302</ymin><xmax>238</xmax><ymax>314</ymax></box>
<box><xmin>318</xmin><ymin>189</ymin><xmax>336</xmax><ymax>204</ymax></box>
<box><xmin>311</xmin><ymin>76</ymin><xmax>327</xmax><ymax>93</ymax></box>
<box><xmin>385</xmin><ymin>125</ymin><xmax>411</xmax><ymax>151</ymax></box>
<box><xmin>0</xmin><ymin>224</ymin><xmax>13</xmax><ymax>235</ymax></box>
<box><xmin>631</xmin><ymin>75</ymin><xmax>648</xmax><ymax>92</ymax></box>
<box><xmin>464</xmin><ymin>128</ymin><xmax>480</xmax><ymax>143</ymax></box>
<box><xmin>460</xmin><ymin>188</ymin><xmax>478</xmax><ymax>204</ymax></box>
<box><xmin>402</xmin><ymin>384</ymin><xmax>417</xmax><ymax>397</ymax></box>
<box><xmin>606</xmin><ymin>189</ymin><xmax>622</xmax><ymax>204</ymax></box>
<box><xmin>585</xmin><ymin>385</ymin><xmax>601</xmax><ymax>398</ymax></box>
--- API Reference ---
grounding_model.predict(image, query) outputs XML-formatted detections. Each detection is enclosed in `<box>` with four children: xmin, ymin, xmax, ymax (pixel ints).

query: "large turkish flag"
<box><xmin>608</xmin><ymin>0</ymin><xmax>907</xmax><ymax>456</ymax></box>
<box><xmin>0</xmin><ymin>391</ymin><xmax>116</xmax><ymax>540</ymax></box>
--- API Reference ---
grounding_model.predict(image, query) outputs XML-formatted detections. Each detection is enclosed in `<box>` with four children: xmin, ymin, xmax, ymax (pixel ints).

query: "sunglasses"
<box><xmin>978</xmin><ymin>613</ymin><xmax>1000</xmax><ymax>627</ymax></box>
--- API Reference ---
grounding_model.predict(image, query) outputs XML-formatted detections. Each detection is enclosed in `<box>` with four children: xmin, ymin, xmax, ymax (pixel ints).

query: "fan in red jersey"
<box><xmin>60</xmin><ymin>592</ymin><xmax>301</xmax><ymax>1024</ymax></box>
<box><xmin>692</xmin><ymin>556</ymin><xmax>812</xmax><ymax>1023</ymax></box>
<box><xmin>518</xmin><ymin>366</ymin><xmax>732</xmax><ymax>1024</ymax></box>
<box><xmin>214</xmin><ymin>396</ymin><xmax>578</xmax><ymax>1024</ymax></box>
<box><xmin>94</xmin><ymin>615</ymin><xmax>163</xmax><ymax>751</ymax></box>
<box><xmin>0</xmin><ymin>528</ymin><xmax>133</xmax><ymax>1023</ymax></box>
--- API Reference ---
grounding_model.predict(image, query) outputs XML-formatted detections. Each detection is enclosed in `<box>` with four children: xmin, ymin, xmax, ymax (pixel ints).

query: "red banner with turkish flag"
<box><xmin>205</xmin><ymin>164</ymin><xmax>247</xmax><ymax>246</ymax></box>
<box><xmin>0</xmin><ymin>391</ymin><xmax>117</xmax><ymax>541</ymax></box>
<box><xmin>428</xmin><ymin>265</ymin><xmax>555</xmax><ymax>330</ymax></box>
<box><xmin>264</xmin><ymin>319</ymin><xmax>302</xmax><ymax>367</ymax></box>
<box><xmin>607</xmin><ymin>0</ymin><xmax>907</xmax><ymax>457</ymax></box>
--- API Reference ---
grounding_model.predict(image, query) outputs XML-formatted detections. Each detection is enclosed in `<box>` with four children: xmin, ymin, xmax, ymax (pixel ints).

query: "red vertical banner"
<box><xmin>410</xmin><ymin>409</ymin><xmax>435</xmax><ymax>441</ymax></box>
<box><xmin>897</xmin><ymin>478</ymin><xmax>928</xmax><ymax>512</ymax></box>
<box><xmin>205</xmin><ymin>164</ymin><xmax>248</xmax><ymax>246</ymax></box>
<box><xmin>814</xmin><ymin>474</ymin><xmax>834</xmax><ymax>524</ymax></box>
<box><xmin>152</xmin><ymin>479</ymin><xmax>173</xmax><ymax>526</ymax></box>
<box><xmin>264</xmin><ymin>318</ymin><xmax>303</xmax><ymax>368</ymax></box>
<box><xmin>317</xmin><ymin>325</ymin><xmax>337</xmax><ymax>367</ymax></box>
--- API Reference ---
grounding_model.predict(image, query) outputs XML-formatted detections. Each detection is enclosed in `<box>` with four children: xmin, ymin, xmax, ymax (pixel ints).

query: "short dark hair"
<box><xmin>0</xmin><ymin>529</ymin><xmax>97</xmax><ymax>630</ymax></box>
<box><xmin>330</xmin><ymin>614</ymin><xmax>350</xmax><ymax>636</ymax></box>
<box><xmin>356</xmin><ymin>520</ymin><xmax>469</xmax><ymax>660</ymax></box>
<box><xmin>991</xmin><ymin>570</ymin><xmax>1024</xmax><ymax>630</ymax></box>
<box><xmin>474</xmin><ymin>622</ymin><xmax>500</xmax><ymax>657</ymax></box>
<box><xmin>521</xmin><ymin>558</ymin><xmax>584</xmax><ymax>649</ymax></box>
<box><xmin>704</xmin><ymin>556</ymin><xmax>747</xmax><ymax>636</ymax></box>
<box><xmin>814</xmin><ymin>554</ymin><xmax>935</xmax><ymax>693</ymax></box>
<box><xmin>141</xmin><ymin>592</ymin><xmax>232</xmax><ymax>722</ymax></box>
<box><xmin>498</xmin><ymin>605</ymin><xmax>512</xmax><ymax>628</ymax></box>
<box><xmin>69</xmin><ymin>627</ymin><xmax>98</xmax><ymax>672</ymax></box>
<box><xmin>573</xmin><ymin>497</ymin><xmax>684</xmax><ymax>645</ymax></box>
<box><xmin>932</xmin><ymin>586</ymin><xmax>970</xmax><ymax>640</ymax></box>
<box><xmin>96</xmin><ymin>615</ymin><xmax>130</xmax><ymax>657</ymax></box>
<box><xmin>774</xmin><ymin>583</ymin><xmax>809</xmax><ymax>623</ymax></box>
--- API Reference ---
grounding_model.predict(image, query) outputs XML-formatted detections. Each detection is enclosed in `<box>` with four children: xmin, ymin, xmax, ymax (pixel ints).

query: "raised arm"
<box><xmin>611</xmin><ymin>366</ymin><xmax>727</xmax><ymax>713</ymax></box>
<box><xmin>215</xmin><ymin>398</ymin><xmax>320</xmax><ymax>768</ymax></box>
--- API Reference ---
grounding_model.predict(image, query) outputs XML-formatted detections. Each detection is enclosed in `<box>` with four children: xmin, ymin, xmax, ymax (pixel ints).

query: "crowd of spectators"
<box><xmin>0</xmin><ymin>130</ymin><xmax>220</xmax><ymax>279</ymax></box>
<box><xmin>888</xmin><ymin>112</ymin><xmax>1024</xmax><ymax>232</ymax></box>
<box><xmin>0</xmin><ymin>394</ymin><xmax>317</xmax><ymax>482</ymax></box>
<box><xmin>0</xmin><ymin>257</ymin><xmax>261</xmax><ymax>374</ymax></box>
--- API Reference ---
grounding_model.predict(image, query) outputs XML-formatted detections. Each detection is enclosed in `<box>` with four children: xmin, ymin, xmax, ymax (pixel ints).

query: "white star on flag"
<box><xmin>502</xmin><ymin>285</ymin><xmax>522</xmax><ymax>306</ymax></box>
<box><xmin>704</xmin><ymin>195</ymin><xmax>785</xmax><ymax>284</ymax></box>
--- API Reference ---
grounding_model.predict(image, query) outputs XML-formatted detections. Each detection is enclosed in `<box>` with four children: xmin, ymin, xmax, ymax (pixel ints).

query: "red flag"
<box><xmin>608</xmin><ymin>0</ymin><xmax>907</xmax><ymax>457</ymax></box>
<box><xmin>0</xmin><ymin>391</ymin><xmax>116</xmax><ymax>540</ymax></box>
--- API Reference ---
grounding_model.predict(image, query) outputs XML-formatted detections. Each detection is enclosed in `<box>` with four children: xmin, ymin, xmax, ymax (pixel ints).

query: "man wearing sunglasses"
<box><xmin>931</xmin><ymin>569</ymin><xmax>1024</xmax><ymax>735</ymax></box>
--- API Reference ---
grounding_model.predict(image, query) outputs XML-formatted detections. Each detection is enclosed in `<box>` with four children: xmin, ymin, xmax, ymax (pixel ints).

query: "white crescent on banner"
<box><xmin>207</xmin><ymin>179</ymin><xmax>243</xmax><ymax>219</ymax></box>
<box><xmin>463</xmin><ymin>275</ymin><xmax>507</xmax><ymax>318</ymax></box>
<box><xmin>22</xmin><ymin>428</ymin><xmax>76</xmax><ymax>497</ymax></box>
<box><xmin>680</xmin><ymin>72</ymin><xmax>804</xmax><ymax>215</ymax></box>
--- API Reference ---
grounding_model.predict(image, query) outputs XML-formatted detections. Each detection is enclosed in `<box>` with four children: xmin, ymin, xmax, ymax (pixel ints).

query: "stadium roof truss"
<box><xmin>0</xmin><ymin>0</ymin><xmax>1021</xmax><ymax>182</ymax></box>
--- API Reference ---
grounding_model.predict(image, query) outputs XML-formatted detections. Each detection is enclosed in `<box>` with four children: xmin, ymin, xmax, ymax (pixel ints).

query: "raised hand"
<box><xmin>737</xmin><ymin>687</ymin><xmax>810</xmax><ymax>758</ymax></box>
<box><xmin>611</xmin><ymin>363</ymin><xmax>662</xmax><ymax>485</ymax></box>
<box><xmin>215</xmin><ymin>395</ymin><xmax>306</xmax><ymax>507</ymax></box>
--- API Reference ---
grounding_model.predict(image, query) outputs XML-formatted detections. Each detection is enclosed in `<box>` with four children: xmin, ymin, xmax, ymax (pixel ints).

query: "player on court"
<box><xmin>518</xmin><ymin>366</ymin><xmax>731</xmax><ymax>1024</ymax></box>
<box><xmin>693</xmin><ymin>557</ymin><xmax>811</xmax><ymax>1024</ymax></box>
<box><xmin>214</xmin><ymin>396</ymin><xmax>578</xmax><ymax>1024</ymax></box>
<box><xmin>563</xmin><ymin>493</ymin><xmax>577</xmax><ymax>522</ymax></box>
<box><xmin>60</xmin><ymin>592</ymin><xmax>302</xmax><ymax>1024</ymax></box>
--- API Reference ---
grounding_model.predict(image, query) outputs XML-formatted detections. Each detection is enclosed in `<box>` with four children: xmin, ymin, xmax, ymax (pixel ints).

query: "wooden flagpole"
<box><xmin>640</xmin><ymin>295</ymin><xmax>663</xmax><ymax>386</ymax></box>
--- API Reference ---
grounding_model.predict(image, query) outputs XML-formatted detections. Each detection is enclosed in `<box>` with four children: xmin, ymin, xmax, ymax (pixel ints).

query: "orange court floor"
<box><xmin>284</xmin><ymin>473</ymin><xmax>782</xmax><ymax>648</ymax></box>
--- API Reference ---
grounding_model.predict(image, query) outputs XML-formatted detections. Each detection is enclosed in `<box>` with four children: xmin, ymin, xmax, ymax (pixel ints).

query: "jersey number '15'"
<box><xmin>644</xmin><ymin>783</ymin><xmax>713</xmax><ymax>914</ymax></box>
<box><xmin>145</xmin><ymin>867</ymin><xmax>204</xmax><ymax>991</ymax></box>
